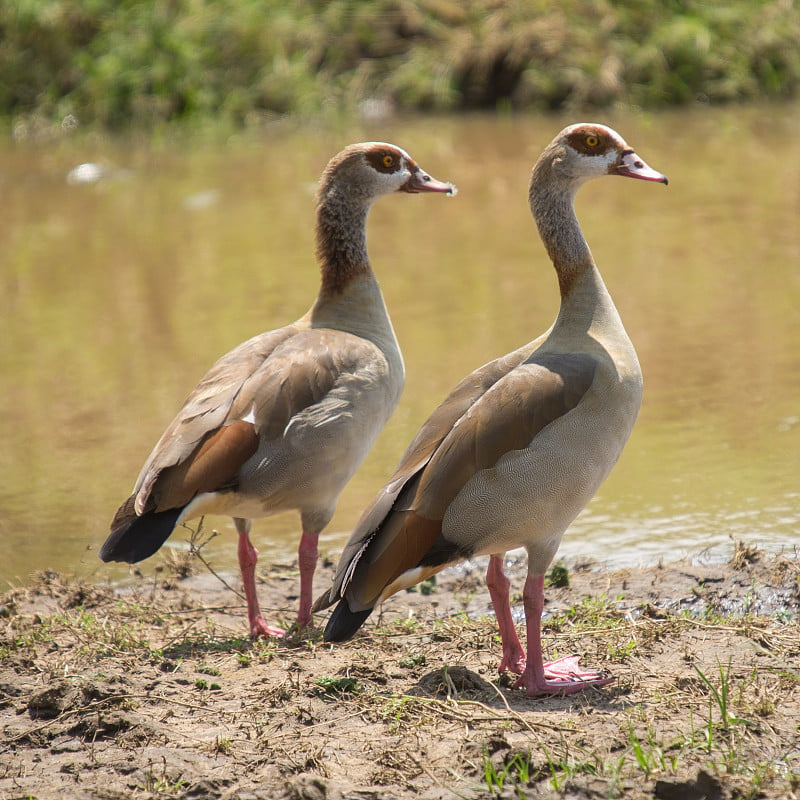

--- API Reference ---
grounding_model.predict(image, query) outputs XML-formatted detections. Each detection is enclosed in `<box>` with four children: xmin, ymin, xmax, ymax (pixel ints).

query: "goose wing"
<box><xmin>316</xmin><ymin>347</ymin><xmax>596</xmax><ymax>611</ymax></box>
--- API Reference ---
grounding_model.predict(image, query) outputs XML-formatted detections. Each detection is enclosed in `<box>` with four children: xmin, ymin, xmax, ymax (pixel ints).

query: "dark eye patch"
<box><xmin>366</xmin><ymin>148</ymin><xmax>402</xmax><ymax>174</ymax></box>
<box><xmin>566</xmin><ymin>129</ymin><xmax>611</xmax><ymax>156</ymax></box>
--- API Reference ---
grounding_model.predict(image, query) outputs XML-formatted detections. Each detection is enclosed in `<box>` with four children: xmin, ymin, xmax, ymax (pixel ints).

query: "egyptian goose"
<box><xmin>314</xmin><ymin>124</ymin><xmax>667</xmax><ymax>695</ymax></box>
<box><xmin>100</xmin><ymin>142</ymin><xmax>456</xmax><ymax>637</ymax></box>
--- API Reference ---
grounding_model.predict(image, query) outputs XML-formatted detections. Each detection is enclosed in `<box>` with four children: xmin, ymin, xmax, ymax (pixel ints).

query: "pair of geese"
<box><xmin>100</xmin><ymin>123</ymin><xmax>667</xmax><ymax>696</ymax></box>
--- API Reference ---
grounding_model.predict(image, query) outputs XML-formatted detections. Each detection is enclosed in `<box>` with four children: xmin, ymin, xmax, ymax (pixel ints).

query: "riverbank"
<box><xmin>3</xmin><ymin>0</ymin><xmax>799</xmax><ymax>132</ymax></box>
<box><xmin>1</xmin><ymin>540</ymin><xmax>798</xmax><ymax>799</ymax></box>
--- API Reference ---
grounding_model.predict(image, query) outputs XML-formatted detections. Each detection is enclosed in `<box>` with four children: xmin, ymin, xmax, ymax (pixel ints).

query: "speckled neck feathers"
<box><xmin>529</xmin><ymin>146</ymin><xmax>594</xmax><ymax>299</ymax></box>
<box><xmin>315</xmin><ymin>163</ymin><xmax>374</xmax><ymax>299</ymax></box>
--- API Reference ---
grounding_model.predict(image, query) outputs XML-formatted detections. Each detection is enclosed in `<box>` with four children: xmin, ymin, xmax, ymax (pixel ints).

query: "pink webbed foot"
<box><xmin>497</xmin><ymin>652</ymin><xmax>525</xmax><ymax>675</ymax></box>
<box><xmin>248</xmin><ymin>614</ymin><xmax>286</xmax><ymax>639</ymax></box>
<box><xmin>498</xmin><ymin>647</ymin><xmax>526</xmax><ymax>676</ymax></box>
<box><xmin>514</xmin><ymin>573</ymin><xmax>614</xmax><ymax>696</ymax></box>
<box><xmin>514</xmin><ymin>654</ymin><xmax>615</xmax><ymax>696</ymax></box>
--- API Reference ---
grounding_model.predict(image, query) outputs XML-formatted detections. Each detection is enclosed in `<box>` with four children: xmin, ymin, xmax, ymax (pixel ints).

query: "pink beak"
<box><xmin>617</xmin><ymin>150</ymin><xmax>669</xmax><ymax>184</ymax></box>
<box><xmin>403</xmin><ymin>168</ymin><xmax>458</xmax><ymax>195</ymax></box>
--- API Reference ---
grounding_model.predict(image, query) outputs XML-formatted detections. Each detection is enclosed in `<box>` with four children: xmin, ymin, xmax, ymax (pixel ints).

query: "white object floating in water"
<box><xmin>66</xmin><ymin>162</ymin><xmax>107</xmax><ymax>185</ymax></box>
<box><xmin>181</xmin><ymin>189</ymin><xmax>220</xmax><ymax>211</ymax></box>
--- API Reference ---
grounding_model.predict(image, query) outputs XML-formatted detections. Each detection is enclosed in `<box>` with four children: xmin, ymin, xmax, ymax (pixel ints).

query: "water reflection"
<box><xmin>1</xmin><ymin>105</ymin><xmax>798</xmax><ymax>586</ymax></box>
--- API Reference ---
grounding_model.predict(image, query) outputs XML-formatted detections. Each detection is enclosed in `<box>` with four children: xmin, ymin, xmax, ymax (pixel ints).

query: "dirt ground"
<box><xmin>1</xmin><ymin>539</ymin><xmax>798</xmax><ymax>800</ymax></box>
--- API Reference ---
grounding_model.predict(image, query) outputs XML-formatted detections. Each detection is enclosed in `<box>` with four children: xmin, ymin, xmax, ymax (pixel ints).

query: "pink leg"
<box><xmin>295</xmin><ymin>530</ymin><xmax>318</xmax><ymax>631</ymax></box>
<box><xmin>514</xmin><ymin>573</ymin><xmax>614</xmax><ymax>696</ymax></box>
<box><xmin>235</xmin><ymin>518</ymin><xmax>285</xmax><ymax>638</ymax></box>
<box><xmin>486</xmin><ymin>555</ymin><xmax>526</xmax><ymax>674</ymax></box>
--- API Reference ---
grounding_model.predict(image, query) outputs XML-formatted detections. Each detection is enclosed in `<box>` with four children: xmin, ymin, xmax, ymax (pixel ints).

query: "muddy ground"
<box><xmin>1</xmin><ymin>539</ymin><xmax>798</xmax><ymax>800</ymax></box>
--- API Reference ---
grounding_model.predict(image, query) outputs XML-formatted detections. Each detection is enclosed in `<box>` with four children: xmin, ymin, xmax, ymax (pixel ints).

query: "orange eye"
<box><xmin>383</xmin><ymin>154</ymin><xmax>395</xmax><ymax>167</ymax></box>
<box><xmin>585</xmin><ymin>134</ymin><xmax>600</xmax><ymax>147</ymax></box>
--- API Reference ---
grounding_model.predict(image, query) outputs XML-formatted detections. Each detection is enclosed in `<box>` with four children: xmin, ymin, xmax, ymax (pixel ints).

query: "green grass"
<box><xmin>544</xmin><ymin>593</ymin><xmax>624</xmax><ymax>632</ymax></box>
<box><xmin>313</xmin><ymin>675</ymin><xmax>361</xmax><ymax>695</ymax></box>
<box><xmin>483</xmin><ymin>749</ymin><xmax>533</xmax><ymax>798</ymax></box>
<box><xmin>2</xmin><ymin>0</ymin><xmax>799</xmax><ymax>131</ymax></box>
<box><xmin>694</xmin><ymin>657</ymin><xmax>757</xmax><ymax>737</ymax></box>
<box><xmin>545</xmin><ymin>563</ymin><xmax>570</xmax><ymax>588</ymax></box>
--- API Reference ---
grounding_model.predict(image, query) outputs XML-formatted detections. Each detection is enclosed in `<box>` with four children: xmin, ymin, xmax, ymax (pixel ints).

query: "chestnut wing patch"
<box><xmin>149</xmin><ymin>420</ymin><xmax>259</xmax><ymax>512</ymax></box>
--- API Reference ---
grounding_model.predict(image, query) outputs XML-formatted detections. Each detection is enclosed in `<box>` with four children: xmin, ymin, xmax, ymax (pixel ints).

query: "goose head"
<box><xmin>538</xmin><ymin>123</ymin><xmax>668</xmax><ymax>189</ymax></box>
<box><xmin>317</xmin><ymin>142</ymin><xmax>457</xmax><ymax>207</ymax></box>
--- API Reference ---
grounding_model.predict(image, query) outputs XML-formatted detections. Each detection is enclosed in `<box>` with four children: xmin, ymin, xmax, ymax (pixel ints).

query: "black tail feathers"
<box><xmin>99</xmin><ymin>495</ymin><xmax>183</xmax><ymax>564</ymax></box>
<box><xmin>323</xmin><ymin>599</ymin><xmax>374</xmax><ymax>643</ymax></box>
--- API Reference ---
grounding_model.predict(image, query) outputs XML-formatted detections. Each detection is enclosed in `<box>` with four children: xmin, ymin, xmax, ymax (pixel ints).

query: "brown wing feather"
<box><xmin>241</xmin><ymin>334</ymin><xmax>343</xmax><ymax>440</ymax></box>
<box><xmin>352</xmin><ymin>510</ymin><xmax>442</xmax><ymax>608</ymax></box>
<box><xmin>414</xmin><ymin>353</ymin><xmax>597</xmax><ymax>518</ymax></box>
<box><xmin>390</xmin><ymin>346</ymin><xmax>533</xmax><ymax>481</ymax></box>
<box><xmin>149</xmin><ymin>420</ymin><xmax>259</xmax><ymax>511</ymax></box>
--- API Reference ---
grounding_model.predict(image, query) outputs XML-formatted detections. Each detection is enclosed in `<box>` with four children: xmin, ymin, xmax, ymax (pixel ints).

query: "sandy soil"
<box><xmin>1</xmin><ymin>539</ymin><xmax>798</xmax><ymax>800</ymax></box>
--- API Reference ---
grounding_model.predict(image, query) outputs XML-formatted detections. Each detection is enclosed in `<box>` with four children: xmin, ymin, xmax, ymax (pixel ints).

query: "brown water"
<box><xmin>2</xmin><ymin>105</ymin><xmax>799</xmax><ymax>587</ymax></box>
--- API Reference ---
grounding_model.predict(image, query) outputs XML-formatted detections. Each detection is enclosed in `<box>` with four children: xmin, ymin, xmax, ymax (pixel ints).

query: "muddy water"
<box><xmin>1</xmin><ymin>104</ymin><xmax>798</xmax><ymax>586</ymax></box>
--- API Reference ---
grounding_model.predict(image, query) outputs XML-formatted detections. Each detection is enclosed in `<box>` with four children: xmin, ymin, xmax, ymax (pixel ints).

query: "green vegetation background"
<box><xmin>2</xmin><ymin>0</ymin><xmax>798</xmax><ymax>129</ymax></box>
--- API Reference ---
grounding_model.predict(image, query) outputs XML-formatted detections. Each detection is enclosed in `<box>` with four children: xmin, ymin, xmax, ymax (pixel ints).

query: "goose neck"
<box><xmin>529</xmin><ymin>171</ymin><xmax>593</xmax><ymax>299</ymax></box>
<box><xmin>551</xmin><ymin>264</ymin><xmax>617</xmax><ymax>332</ymax></box>
<box><xmin>309</xmin><ymin>274</ymin><xmax>401</xmax><ymax>357</ymax></box>
<box><xmin>315</xmin><ymin>189</ymin><xmax>372</xmax><ymax>298</ymax></box>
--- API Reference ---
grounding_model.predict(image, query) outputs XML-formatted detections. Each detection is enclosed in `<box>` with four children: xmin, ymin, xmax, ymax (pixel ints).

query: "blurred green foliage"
<box><xmin>1</xmin><ymin>0</ymin><xmax>798</xmax><ymax>129</ymax></box>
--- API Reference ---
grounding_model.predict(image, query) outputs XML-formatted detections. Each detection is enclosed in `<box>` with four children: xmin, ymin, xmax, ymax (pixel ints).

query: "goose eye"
<box><xmin>382</xmin><ymin>154</ymin><xmax>395</xmax><ymax>168</ymax></box>
<box><xmin>585</xmin><ymin>134</ymin><xmax>600</xmax><ymax>148</ymax></box>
